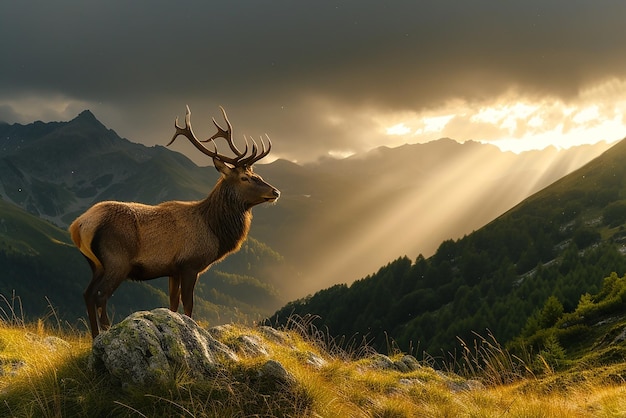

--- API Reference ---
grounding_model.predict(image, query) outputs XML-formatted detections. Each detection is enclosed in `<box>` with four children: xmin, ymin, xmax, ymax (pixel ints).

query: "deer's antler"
<box><xmin>203</xmin><ymin>106</ymin><xmax>248</xmax><ymax>159</ymax></box>
<box><xmin>240</xmin><ymin>135</ymin><xmax>272</xmax><ymax>166</ymax></box>
<box><xmin>167</xmin><ymin>106</ymin><xmax>271</xmax><ymax>167</ymax></box>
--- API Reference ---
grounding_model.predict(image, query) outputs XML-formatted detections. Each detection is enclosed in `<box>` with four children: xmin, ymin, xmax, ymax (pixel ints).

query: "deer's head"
<box><xmin>168</xmin><ymin>106</ymin><xmax>280</xmax><ymax>208</ymax></box>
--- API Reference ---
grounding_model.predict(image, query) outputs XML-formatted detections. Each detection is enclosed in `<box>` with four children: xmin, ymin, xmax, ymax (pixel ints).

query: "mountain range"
<box><xmin>0</xmin><ymin>110</ymin><xmax>618</xmax><ymax>327</ymax></box>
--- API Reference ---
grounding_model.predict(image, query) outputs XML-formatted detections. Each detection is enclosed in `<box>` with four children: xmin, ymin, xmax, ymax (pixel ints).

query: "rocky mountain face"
<box><xmin>0</xmin><ymin>110</ymin><xmax>214</xmax><ymax>227</ymax></box>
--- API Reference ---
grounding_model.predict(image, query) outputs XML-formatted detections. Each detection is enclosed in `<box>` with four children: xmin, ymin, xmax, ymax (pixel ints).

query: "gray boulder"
<box><xmin>256</xmin><ymin>359</ymin><xmax>296</xmax><ymax>394</ymax></box>
<box><xmin>397</xmin><ymin>355</ymin><xmax>421</xmax><ymax>372</ymax></box>
<box><xmin>367</xmin><ymin>353</ymin><xmax>421</xmax><ymax>373</ymax></box>
<box><xmin>369</xmin><ymin>353</ymin><xmax>397</xmax><ymax>371</ymax></box>
<box><xmin>91</xmin><ymin>308</ymin><xmax>237</xmax><ymax>387</ymax></box>
<box><xmin>235</xmin><ymin>334</ymin><xmax>270</xmax><ymax>357</ymax></box>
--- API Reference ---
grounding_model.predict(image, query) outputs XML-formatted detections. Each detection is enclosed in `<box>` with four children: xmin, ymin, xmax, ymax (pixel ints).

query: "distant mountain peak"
<box><xmin>74</xmin><ymin>109</ymin><xmax>98</xmax><ymax>123</ymax></box>
<box><xmin>77</xmin><ymin>109</ymin><xmax>96</xmax><ymax>119</ymax></box>
<box><xmin>66</xmin><ymin>110</ymin><xmax>111</xmax><ymax>134</ymax></box>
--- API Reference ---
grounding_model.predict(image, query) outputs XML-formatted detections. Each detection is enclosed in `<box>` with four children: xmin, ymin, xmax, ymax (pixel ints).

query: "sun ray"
<box><xmin>290</xmin><ymin>137</ymin><xmax>612</xmax><ymax>297</ymax></box>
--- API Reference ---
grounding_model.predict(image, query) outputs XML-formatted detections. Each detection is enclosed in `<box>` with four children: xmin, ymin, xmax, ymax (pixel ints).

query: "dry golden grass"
<box><xmin>2</xmin><ymin>317</ymin><xmax>626</xmax><ymax>417</ymax></box>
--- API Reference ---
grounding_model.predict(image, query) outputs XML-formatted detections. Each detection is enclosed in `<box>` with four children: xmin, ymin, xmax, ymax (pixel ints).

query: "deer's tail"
<box><xmin>69</xmin><ymin>218</ymin><xmax>103</xmax><ymax>271</ymax></box>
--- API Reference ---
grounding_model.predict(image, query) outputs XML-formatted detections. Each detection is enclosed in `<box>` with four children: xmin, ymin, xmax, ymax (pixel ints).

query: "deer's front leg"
<box><xmin>180</xmin><ymin>272</ymin><xmax>199</xmax><ymax>317</ymax></box>
<box><xmin>169</xmin><ymin>275</ymin><xmax>182</xmax><ymax>313</ymax></box>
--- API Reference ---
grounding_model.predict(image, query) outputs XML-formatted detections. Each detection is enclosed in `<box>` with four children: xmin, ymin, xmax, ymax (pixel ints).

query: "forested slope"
<box><xmin>270</xmin><ymin>139</ymin><xmax>626</xmax><ymax>355</ymax></box>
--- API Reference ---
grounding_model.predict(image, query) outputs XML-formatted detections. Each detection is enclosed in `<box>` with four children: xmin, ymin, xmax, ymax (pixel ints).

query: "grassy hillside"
<box><xmin>0</xmin><ymin>198</ymin><xmax>88</xmax><ymax>319</ymax></box>
<box><xmin>2</xmin><ymin>291</ymin><xmax>626</xmax><ymax>417</ymax></box>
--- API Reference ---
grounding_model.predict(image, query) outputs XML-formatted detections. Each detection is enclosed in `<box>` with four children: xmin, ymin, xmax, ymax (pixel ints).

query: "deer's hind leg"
<box><xmin>84</xmin><ymin>267</ymin><xmax>105</xmax><ymax>338</ymax></box>
<box><xmin>84</xmin><ymin>262</ymin><xmax>128</xmax><ymax>337</ymax></box>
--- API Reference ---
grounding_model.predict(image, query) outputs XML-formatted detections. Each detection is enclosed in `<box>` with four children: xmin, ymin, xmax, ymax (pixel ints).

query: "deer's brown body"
<box><xmin>69</xmin><ymin>106</ymin><xmax>279</xmax><ymax>338</ymax></box>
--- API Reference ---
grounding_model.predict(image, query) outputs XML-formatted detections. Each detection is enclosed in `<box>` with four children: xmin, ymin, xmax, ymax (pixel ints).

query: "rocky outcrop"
<box><xmin>91</xmin><ymin>308</ymin><xmax>238</xmax><ymax>387</ymax></box>
<box><xmin>89</xmin><ymin>307</ymin><xmax>482</xmax><ymax>401</ymax></box>
<box><xmin>90</xmin><ymin>308</ymin><xmax>303</xmax><ymax>391</ymax></box>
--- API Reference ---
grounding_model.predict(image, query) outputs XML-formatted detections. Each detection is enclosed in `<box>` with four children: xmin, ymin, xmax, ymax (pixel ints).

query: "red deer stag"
<box><xmin>69</xmin><ymin>106</ymin><xmax>280</xmax><ymax>338</ymax></box>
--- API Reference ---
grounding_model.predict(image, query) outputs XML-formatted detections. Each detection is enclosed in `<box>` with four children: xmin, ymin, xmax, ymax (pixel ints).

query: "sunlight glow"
<box><xmin>471</xmin><ymin>103</ymin><xmax>537</xmax><ymax>127</ymax></box>
<box><xmin>292</xmin><ymin>136</ymin><xmax>609</xmax><ymax>296</ymax></box>
<box><xmin>291</xmin><ymin>78</ymin><xmax>626</xmax><ymax>292</ymax></box>
<box><xmin>328</xmin><ymin>149</ymin><xmax>355</xmax><ymax>159</ymax></box>
<box><xmin>572</xmin><ymin>106</ymin><xmax>600</xmax><ymax>124</ymax></box>
<box><xmin>386</xmin><ymin>123</ymin><xmax>411</xmax><ymax>136</ymax></box>
<box><xmin>382</xmin><ymin>78</ymin><xmax>626</xmax><ymax>154</ymax></box>
<box><xmin>419</xmin><ymin>115</ymin><xmax>455</xmax><ymax>134</ymax></box>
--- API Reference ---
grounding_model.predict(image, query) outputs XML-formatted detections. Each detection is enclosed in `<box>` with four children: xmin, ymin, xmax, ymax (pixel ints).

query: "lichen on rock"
<box><xmin>90</xmin><ymin>308</ymin><xmax>237</xmax><ymax>387</ymax></box>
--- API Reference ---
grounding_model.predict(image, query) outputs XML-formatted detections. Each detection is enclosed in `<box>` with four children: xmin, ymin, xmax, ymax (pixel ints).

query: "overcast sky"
<box><xmin>2</xmin><ymin>1</ymin><xmax>626</xmax><ymax>164</ymax></box>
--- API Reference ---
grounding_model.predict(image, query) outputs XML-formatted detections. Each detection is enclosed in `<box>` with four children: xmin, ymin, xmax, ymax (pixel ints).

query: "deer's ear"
<box><xmin>213</xmin><ymin>157</ymin><xmax>232</xmax><ymax>177</ymax></box>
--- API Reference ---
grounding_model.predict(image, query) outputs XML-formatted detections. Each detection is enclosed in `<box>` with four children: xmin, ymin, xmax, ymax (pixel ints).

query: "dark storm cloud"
<box><xmin>1</xmin><ymin>1</ymin><xmax>626</xmax><ymax>162</ymax></box>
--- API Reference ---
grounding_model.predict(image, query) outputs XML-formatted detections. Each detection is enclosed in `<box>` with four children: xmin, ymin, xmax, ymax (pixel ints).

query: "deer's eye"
<box><xmin>241</xmin><ymin>176</ymin><xmax>250</xmax><ymax>182</ymax></box>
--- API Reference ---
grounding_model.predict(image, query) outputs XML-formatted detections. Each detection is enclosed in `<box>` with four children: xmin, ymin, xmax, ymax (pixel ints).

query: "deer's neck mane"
<box><xmin>200</xmin><ymin>179</ymin><xmax>252</xmax><ymax>258</ymax></box>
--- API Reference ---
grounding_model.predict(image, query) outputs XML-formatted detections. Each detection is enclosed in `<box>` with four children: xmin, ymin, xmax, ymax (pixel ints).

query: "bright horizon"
<box><xmin>380</xmin><ymin>78</ymin><xmax>626</xmax><ymax>157</ymax></box>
